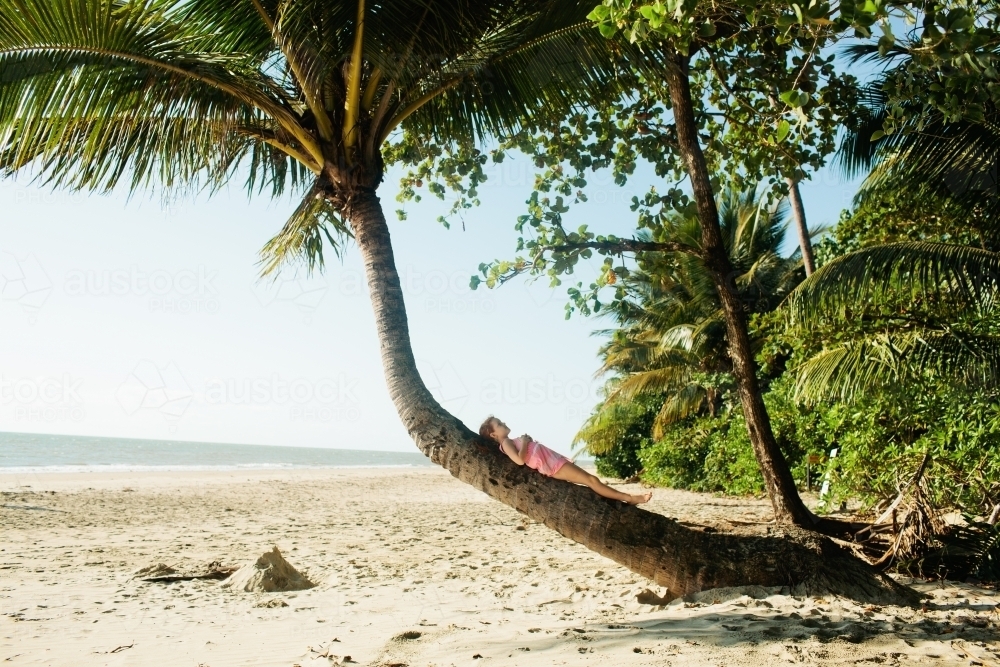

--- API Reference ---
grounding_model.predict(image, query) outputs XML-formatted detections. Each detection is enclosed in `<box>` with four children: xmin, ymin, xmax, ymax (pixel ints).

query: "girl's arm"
<box><xmin>499</xmin><ymin>438</ymin><xmax>526</xmax><ymax>465</ymax></box>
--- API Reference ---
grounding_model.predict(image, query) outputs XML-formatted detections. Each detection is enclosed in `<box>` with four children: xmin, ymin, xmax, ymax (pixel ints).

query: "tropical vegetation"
<box><xmin>1</xmin><ymin>0</ymin><xmax>916</xmax><ymax>600</ymax></box>
<box><xmin>567</xmin><ymin>5</ymin><xmax>1000</xmax><ymax>577</ymax></box>
<box><xmin>6</xmin><ymin>0</ymin><xmax>1000</xmax><ymax>594</ymax></box>
<box><xmin>576</xmin><ymin>186</ymin><xmax>804</xmax><ymax>477</ymax></box>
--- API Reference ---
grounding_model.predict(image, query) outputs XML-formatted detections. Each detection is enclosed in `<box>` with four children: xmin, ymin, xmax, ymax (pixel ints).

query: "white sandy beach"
<box><xmin>2</xmin><ymin>466</ymin><xmax>999</xmax><ymax>666</ymax></box>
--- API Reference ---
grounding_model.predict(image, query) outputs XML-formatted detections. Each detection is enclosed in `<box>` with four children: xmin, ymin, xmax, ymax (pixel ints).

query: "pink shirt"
<box><xmin>507</xmin><ymin>437</ymin><xmax>569</xmax><ymax>477</ymax></box>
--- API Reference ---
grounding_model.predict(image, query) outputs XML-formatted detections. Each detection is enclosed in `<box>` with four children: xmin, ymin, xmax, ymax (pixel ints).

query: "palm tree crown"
<box><xmin>0</xmin><ymin>0</ymin><xmax>626</xmax><ymax>269</ymax></box>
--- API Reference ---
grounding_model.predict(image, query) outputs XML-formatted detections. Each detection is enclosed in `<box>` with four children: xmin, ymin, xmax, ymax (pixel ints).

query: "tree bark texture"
<box><xmin>786</xmin><ymin>176</ymin><xmax>816</xmax><ymax>275</ymax></box>
<box><xmin>339</xmin><ymin>185</ymin><xmax>918</xmax><ymax>606</ymax></box>
<box><xmin>662</xmin><ymin>51</ymin><xmax>816</xmax><ymax>527</ymax></box>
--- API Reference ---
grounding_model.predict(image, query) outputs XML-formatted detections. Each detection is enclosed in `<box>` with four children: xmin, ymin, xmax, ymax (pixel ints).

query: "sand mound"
<box><xmin>636</xmin><ymin>588</ymin><xmax>674</xmax><ymax>605</ymax></box>
<box><xmin>133</xmin><ymin>563</ymin><xmax>176</xmax><ymax>578</ymax></box>
<box><xmin>221</xmin><ymin>546</ymin><xmax>314</xmax><ymax>593</ymax></box>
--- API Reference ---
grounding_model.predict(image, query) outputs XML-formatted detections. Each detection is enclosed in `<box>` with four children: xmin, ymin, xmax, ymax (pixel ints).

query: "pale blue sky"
<box><xmin>0</xmin><ymin>151</ymin><xmax>860</xmax><ymax>456</ymax></box>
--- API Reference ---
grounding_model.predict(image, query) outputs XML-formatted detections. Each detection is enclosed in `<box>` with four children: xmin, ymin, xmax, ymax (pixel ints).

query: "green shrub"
<box><xmin>638</xmin><ymin>376</ymin><xmax>820</xmax><ymax>496</ymax></box>
<box><xmin>812</xmin><ymin>384</ymin><xmax>1000</xmax><ymax>516</ymax></box>
<box><xmin>595</xmin><ymin>440</ymin><xmax>643</xmax><ymax>479</ymax></box>
<box><xmin>638</xmin><ymin>417</ymin><xmax>716</xmax><ymax>490</ymax></box>
<box><xmin>701</xmin><ymin>414</ymin><xmax>766</xmax><ymax>495</ymax></box>
<box><xmin>578</xmin><ymin>394</ymin><xmax>664</xmax><ymax>480</ymax></box>
<box><xmin>638</xmin><ymin>411</ymin><xmax>767</xmax><ymax>495</ymax></box>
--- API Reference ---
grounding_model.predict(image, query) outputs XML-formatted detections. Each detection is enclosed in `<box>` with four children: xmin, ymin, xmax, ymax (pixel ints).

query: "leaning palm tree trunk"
<box><xmin>344</xmin><ymin>187</ymin><xmax>917</xmax><ymax>604</ymax></box>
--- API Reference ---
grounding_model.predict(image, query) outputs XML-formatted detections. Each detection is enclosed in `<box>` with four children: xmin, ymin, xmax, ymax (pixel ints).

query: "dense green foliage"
<box><xmin>572</xmin><ymin>5</ymin><xmax>1000</xmax><ymax>536</ymax></box>
<box><xmin>813</xmin><ymin>385</ymin><xmax>1000</xmax><ymax>515</ymax></box>
<box><xmin>578</xmin><ymin>392</ymin><xmax>663</xmax><ymax>479</ymax></box>
<box><xmin>637</xmin><ymin>376</ymin><xmax>815</xmax><ymax>495</ymax></box>
<box><xmin>585</xmin><ymin>201</ymin><xmax>1000</xmax><ymax>520</ymax></box>
<box><xmin>575</xmin><ymin>186</ymin><xmax>804</xmax><ymax>481</ymax></box>
<box><xmin>592</xmin><ymin>360</ymin><xmax>1000</xmax><ymax>519</ymax></box>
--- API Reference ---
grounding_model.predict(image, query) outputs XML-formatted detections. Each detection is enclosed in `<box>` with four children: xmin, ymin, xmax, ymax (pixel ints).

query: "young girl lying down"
<box><xmin>480</xmin><ymin>416</ymin><xmax>652</xmax><ymax>505</ymax></box>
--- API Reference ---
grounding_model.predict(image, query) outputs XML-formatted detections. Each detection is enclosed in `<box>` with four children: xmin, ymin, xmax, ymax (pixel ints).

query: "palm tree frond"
<box><xmin>0</xmin><ymin>0</ymin><xmax>320</xmax><ymax>194</ymax></box>
<box><xmin>787</xmin><ymin>242</ymin><xmax>1000</xmax><ymax>327</ymax></box>
<box><xmin>651</xmin><ymin>384</ymin><xmax>706</xmax><ymax>439</ymax></box>
<box><xmin>257</xmin><ymin>182</ymin><xmax>352</xmax><ymax>278</ymax></box>
<box><xmin>794</xmin><ymin>330</ymin><xmax>1000</xmax><ymax>404</ymax></box>
<box><xmin>606</xmin><ymin>366</ymin><xmax>693</xmax><ymax>404</ymax></box>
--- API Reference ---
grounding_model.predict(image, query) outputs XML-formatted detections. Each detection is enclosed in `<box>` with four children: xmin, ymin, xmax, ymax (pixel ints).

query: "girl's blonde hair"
<box><xmin>478</xmin><ymin>415</ymin><xmax>497</xmax><ymax>440</ymax></box>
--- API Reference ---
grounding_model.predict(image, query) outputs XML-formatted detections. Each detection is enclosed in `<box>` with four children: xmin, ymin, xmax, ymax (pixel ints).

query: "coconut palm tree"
<box><xmin>784</xmin><ymin>44</ymin><xmax>1000</xmax><ymax>401</ymax></box>
<box><xmin>836</xmin><ymin>45</ymin><xmax>1000</xmax><ymax>250</ymax></box>
<box><xmin>0</xmin><ymin>0</ymin><xmax>912</xmax><ymax>601</ymax></box>
<box><xmin>579</xmin><ymin>188</ymin><xmax>801</xmax><ymax>450</ymax></box>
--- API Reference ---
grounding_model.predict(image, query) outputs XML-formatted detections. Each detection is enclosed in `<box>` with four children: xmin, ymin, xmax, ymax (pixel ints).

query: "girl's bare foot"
<box><xmin>627</xmin><ymin>492</ymin><xmax>652</xmax><ymax>505</ymax></box>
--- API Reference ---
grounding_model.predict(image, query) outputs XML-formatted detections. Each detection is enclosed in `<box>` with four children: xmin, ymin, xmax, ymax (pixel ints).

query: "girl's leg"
<box><xmin>552</xmin><ymin>462</ymin><xmax>651</xmax><ymax>504</ymax></box>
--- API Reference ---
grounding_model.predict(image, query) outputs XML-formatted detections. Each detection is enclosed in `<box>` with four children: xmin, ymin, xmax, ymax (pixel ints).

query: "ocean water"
<box><xmin>0</xmin><ymin>431</ymin><xmax>433</xmax><ymax>473</ymax></box>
